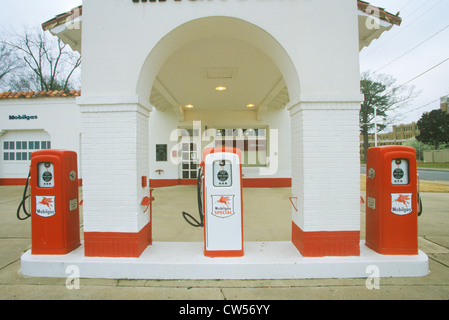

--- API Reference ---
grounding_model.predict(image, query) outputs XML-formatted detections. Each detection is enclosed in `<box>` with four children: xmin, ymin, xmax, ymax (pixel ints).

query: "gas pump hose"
<box><xmin>17</xmin><ymin>170</ymin><xmax>31</xmax><ymax>221</ymax></box>
<box><xmin>182</xmin><ymin>167</ymin><xmax>204</xmax><ymax>227</ymax></box>
<box><xmin>417</xmin><ymin>174</ymin><xmax>423</xmax><ymax>217</ymax></box>
<box><xmin>417</xmin><ymin>196</ymin><xmax>423</xmax><ymax>217</ymax></box>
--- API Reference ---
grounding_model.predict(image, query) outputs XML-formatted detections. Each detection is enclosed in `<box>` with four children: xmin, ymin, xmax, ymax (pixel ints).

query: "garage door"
<box><xmin>1</xmin><ymin>130</ymin><xmax>51</xmax><ymax>180</ymax></box>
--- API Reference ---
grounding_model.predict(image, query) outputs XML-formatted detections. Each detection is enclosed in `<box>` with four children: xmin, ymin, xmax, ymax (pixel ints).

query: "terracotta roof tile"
<box><xmin>42</xmin><ymin>5</ymin><xmax>82</xmax><ymax>31</ymax></box>
<box><xmin>0</xmin><ymin>90</ymin><xmax>81</xmax><ymax>100</ymax></box>
<box><xmin>357</xmin><ymin>0</ymin><xmax>402</xmax><ymax>26</ymax></box>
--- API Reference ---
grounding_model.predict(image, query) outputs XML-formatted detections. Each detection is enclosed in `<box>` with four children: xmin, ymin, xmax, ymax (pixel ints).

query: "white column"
<box><xmin>78</xmin><ymin>96</ymin><xmax>152</xmax><ymax>235</ymax></box>
<box><xmin>289</xmin><ymin>95</ymin><xmax>363</xmax><ymax>256</ymax></box>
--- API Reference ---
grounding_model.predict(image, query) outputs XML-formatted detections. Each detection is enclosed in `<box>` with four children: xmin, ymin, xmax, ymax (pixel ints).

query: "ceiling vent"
<box><xmin>202</xmin><ymin>67</ymin><xmax>237</xmax><ymax>79</ymax></box>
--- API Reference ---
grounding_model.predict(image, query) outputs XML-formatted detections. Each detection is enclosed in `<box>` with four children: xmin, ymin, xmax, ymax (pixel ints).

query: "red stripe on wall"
<box><xmin>0</xmin><ymin>178</ymin><xmax>83</xmax><ymax>186</ymax></box>
<box><xmin>0</xmin><ymin>178</ymin><xmax>27</xmax><ymax>186</ymax></box>
<box><xmin>149</xmin><ymin>178</ymin><xmax>292</xmax><ymax>188</ymax></box>
<box><xmin>1</xmin><ymin>177</ymin><xmax>289</xmax><ymax>188</ymax></box>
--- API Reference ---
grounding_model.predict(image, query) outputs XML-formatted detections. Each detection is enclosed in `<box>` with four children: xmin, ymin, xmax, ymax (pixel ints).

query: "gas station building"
<box><xmin>1</xmin><ymin>0</ymin><xmax>429</xmax><ymax>279</ymax></box>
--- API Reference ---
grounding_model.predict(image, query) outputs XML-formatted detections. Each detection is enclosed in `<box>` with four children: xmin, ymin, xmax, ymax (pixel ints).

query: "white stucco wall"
<box><xmin>0</xmin><ymin>98</ymin><xmax>81</xmax><ymax>179</ymax></box>
<box><xmin>81</xmin><ymin>0</ymin><xmax>361</xmax><ymax>102</ymax></box>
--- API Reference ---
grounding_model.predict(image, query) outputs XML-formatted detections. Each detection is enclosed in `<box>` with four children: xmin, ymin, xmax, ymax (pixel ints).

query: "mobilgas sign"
<box><xmin>9</xmin><ymin>114</ymin><xmax>38</xmax><ymax>120</ymax></box>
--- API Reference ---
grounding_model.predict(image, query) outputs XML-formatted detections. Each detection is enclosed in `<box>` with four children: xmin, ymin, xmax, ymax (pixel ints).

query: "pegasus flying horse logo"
<box><xmin>39</xmin><ymin>197</ymin><xmax>54</xmax><ymax>208</ymax></box>
<box><xmin>394</xmin><ymin>194</ymin><xmax>411</xmax><ymax>206</ymax></box>
<box><xmin>216</xmin><ymin>196</ymin><xmax>231</xmax><ymax>206</ymax></box>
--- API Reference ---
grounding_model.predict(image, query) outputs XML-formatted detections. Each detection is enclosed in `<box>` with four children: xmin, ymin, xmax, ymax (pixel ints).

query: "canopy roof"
<box><xmin>42</xmin><ymin>1</ymin><xmax>401</xmax><ymax>53</ymax></box>
<box><xmin>39</xmin><ymin>1</ymin><xmax>401</xmax><ymax>117</ymax></box>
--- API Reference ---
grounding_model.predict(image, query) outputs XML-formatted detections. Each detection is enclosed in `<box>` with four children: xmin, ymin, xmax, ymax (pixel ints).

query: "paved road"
<box><xmin>361</xmin><ymin>165</ymin><xmax>449</xmax><ymax>182</ymax></box>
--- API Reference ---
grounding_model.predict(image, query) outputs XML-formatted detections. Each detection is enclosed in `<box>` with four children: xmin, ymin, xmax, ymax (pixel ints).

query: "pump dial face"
<box><xmin>42</xmin><ymin>171</ymin><xmax>53</xmax><ymax>182</ymax></box>
<box><xmin>213</xmin><ymin>160</ymin><xmax>232</xmax><ymax>187</ymax></box>
<box><xmin>217</xmin><ymin>170</ymin><xmax>229</xmax><ymax>182</ymax></box>
<box><xmin>393</xmin><ymin>168</ymin><xmax>404</xmax><ymax>180</ymax></box>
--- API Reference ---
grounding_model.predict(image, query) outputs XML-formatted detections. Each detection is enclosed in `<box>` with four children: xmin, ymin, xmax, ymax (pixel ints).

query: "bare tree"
<box><xmin>0</xmin><ymin>40</ymin><xmax>23</xmax><ymax>88</ymax></box>
<box><xmin>360</xmin><ymin>71</ymin><xmax>419</xmax><ymax>161</ymax></box>
<box><xmin>2</xmin><ymin>27</ymin><xmax>81</xmax><ymax>92</ymax></box>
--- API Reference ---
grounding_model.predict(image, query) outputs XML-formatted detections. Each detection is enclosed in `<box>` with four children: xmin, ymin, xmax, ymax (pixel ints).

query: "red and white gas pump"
<box><xmin>182</xmin><ymin>147</ymin><xmax>244</xmax><ymax>257</ymax></box>
<box><xmin>29</xmin><ymin>150</ymin><xmax>81</xmax><ymax>255</ymax></box>
<box><xmin>365</xmin><ymin>146</ymin><xmax>421</xmax><ymax>255</ymax></box>
<box><xmin>203</xmin><ymin>147</ymin><xmax>244</xmax><ymax>257</ymax></box>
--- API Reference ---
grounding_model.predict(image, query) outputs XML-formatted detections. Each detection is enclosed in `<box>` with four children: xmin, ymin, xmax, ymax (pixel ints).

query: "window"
<box><xmin>156</xmin><ymin>144</ymin><xmax>168</xmax><ymax>162</ymax></box>
<box><xmin>2</xmin><ymin>140</ymin><xmax>51</xmax><ymax>161</ymax></box>
<box><xmin>215</xmin><ymin>127</ymin><xmax>268</xmax><ymax>167</ymax></box>
<box><xmin>41</xmin><ymin>141</ymin><xmax>52</xmax><ymax>149</ymax></box>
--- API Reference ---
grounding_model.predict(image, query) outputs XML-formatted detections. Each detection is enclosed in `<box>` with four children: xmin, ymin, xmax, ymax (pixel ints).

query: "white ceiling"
<box><xmin>152</xmin><ymin>36</ymin><xmax>286</xmax><ymax>114</ymax></box>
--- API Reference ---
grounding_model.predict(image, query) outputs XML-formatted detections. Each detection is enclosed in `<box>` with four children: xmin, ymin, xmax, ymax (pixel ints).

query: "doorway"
<box><xmin>181</xmin><ymin>142</ymin><xmax>198</xmax><ymax>180</ymax></box>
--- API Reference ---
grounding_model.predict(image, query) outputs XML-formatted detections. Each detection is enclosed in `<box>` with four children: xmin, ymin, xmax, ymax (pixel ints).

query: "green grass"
<box><xmin>417</xmin><ymin>162</ymin><xmax>449</xmax><ymax>169</ymax></box>
<box><xmin>361</xmin><ymin>161</ymin><xmax>449</xmax><ymax>169</ymax></box>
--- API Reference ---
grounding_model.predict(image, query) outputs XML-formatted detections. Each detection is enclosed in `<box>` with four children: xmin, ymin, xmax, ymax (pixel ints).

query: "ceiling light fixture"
<box><xmin>215</xmin><ymin>86</ymin><xmax>227</xmax><ymax>91</ymax></box>
<box><xmin>246</xmin><ymin>104</ymin><xmax>255</xmax><ymax>108</ymax></box>
<box><xmin>185</xmin><ymin>104</ymin><xmax>194</xmax><ymax>109</ymax></box>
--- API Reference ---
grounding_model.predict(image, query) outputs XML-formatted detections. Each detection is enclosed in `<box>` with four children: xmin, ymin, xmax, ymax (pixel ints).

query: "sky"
<box><xmin>0</xmin><ymin>0</ymin><xmax>82</xmax><ymax>31</ymax></box>
<box><xmin>360</xmin><ymin>0</ymin><xmax>449</xmax><ymax>129</ymax></box>
<box><xmin>0</xmin><ymin>0</ymin><xmax>448</xmax><ymax>131</ymax></box>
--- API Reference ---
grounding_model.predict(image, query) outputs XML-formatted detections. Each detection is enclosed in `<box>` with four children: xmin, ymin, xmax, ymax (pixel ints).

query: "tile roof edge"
<box><xmin>357</xmin><ymin>0</ymin><xmax>402</xmax><ymax>26</ymax></box>
<box><xmin>0</xmin><ymin>90</ymin><xmax>81</xmax><ymax>100</ymax></box>
<box><xmin>42</xmin><ymin>5</ymin><xmax>82</xmax><ymax>31</ymax></box>
<box><xmin>41</xmin><ymin>1</ymin><xmax>401</xmax><ymax>33</ymax></box>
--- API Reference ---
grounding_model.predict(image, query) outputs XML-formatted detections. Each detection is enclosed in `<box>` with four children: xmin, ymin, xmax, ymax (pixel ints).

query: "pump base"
<box><xmin>204</xmin><ymin>249</ymin><xmax>244</xmax><ymax>258</ymax></box>
<box><xmin>21</xmin><ymin>241</ymin><xmax>428</xmax><ymax>279</ymax></box>
<box><xmin>31</xmin><ymin>241</ymin><xmax>81</xmax><ymax>255</ymax></box>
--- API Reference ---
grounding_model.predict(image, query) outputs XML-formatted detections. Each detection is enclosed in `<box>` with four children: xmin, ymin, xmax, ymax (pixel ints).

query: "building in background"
<box><xmin>360</xmin><ymin>122</ymin><xmax>420</xmax><ymax>155</ymax></box>
<box><xmin>441</xmin><ymin>95</ymin><xmax>448</xmax><ymax>114</ymax></box>
<box><xmin>361</xmin><ymin>94</ymin><xmax>449</xmax><ymax>155</ymax></box>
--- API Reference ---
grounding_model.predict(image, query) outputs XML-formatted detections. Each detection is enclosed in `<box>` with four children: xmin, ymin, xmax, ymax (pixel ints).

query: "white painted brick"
<box><xmin>290</xmin><ymin>102</ymin><xmax>361</xmax><ymax>232</ymax></box>
<box><xmin>80</xmin><ymin>103</ymin><xmax>151</xmax><ymax>233</ymax></box>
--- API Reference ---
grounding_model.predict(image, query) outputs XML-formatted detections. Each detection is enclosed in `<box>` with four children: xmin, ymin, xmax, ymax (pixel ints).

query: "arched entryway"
<box><xmin>80</xmin><ymin>6</ymin><xmax>363</xmax><ymax>258</ymax></box>
<box><xmin>136</xmin><ymin>16</ymin><xmax>300</xmax><ymax>244</ymax></box>
<box><xmin>136</xmin><ymin>16</ymin><xmax>301</xmax><ymax>107</ymax></box>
